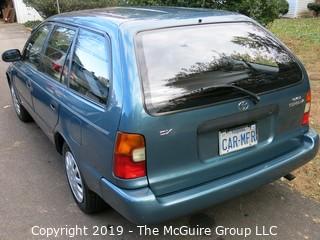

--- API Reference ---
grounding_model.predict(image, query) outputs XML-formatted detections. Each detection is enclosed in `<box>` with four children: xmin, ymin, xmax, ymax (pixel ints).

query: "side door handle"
<box><xmin>26</xmin><ymin>80</ymin><xmax>32</xmax><ymax>90</ymax></box>
<box><xmin>50</xmin><ymin>103</ymin><xmax>57</xmax><ymax>111</ymax></box>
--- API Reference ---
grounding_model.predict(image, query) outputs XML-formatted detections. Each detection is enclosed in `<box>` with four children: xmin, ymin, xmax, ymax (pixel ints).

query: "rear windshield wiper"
<box><xmin>171</xmin><ymin>84</ymin><xmax>261</xmax><ymax>104</ymax></box>
<box><xmin>237</xmin><ymin>58</ymin><xmax>258</xmax><ymax>73</ymax></box>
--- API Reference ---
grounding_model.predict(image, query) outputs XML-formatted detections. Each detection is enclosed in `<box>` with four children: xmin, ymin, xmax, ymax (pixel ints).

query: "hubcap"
<box><xmin>65</xmin><ymin>151</ymin><xmax>84</xmax><ymax>203</ymax></box>
<box><xmin>10</xmin><ymin>86</ymin><xmax>21</xmax><ymax>115</ymax></box>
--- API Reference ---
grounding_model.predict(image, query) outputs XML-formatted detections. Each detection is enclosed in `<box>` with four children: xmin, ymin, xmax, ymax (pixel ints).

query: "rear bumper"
<box><xmin>100</xmin><ymin>128</ymin><xmax>319</xmax><ymax>224</ymax></box>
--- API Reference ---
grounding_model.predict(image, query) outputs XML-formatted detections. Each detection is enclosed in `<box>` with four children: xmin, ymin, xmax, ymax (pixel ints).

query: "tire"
<box><xmin>63</xmin><ymin>143</ymin><xmax>106</xmax><ymax>214</ymax></box>
<box><xmin>10</xmin><ymin>84</ymin><xmax>32</xmax><ymax>122</ymax></box>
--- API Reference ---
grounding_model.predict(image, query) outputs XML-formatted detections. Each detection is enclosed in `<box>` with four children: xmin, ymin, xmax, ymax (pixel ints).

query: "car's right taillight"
<box><xmin>301</xmin><ymin>90</ymin><xmax>311</xmax><ymax>126</ymax></box>
<box><xmin>113</xmin><ymin>132</ymin><xmax>146</xmax><ymax>179</ymax></box>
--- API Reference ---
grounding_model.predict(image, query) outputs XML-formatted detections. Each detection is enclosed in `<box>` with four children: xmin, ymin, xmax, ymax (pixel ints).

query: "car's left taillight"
<box><xmin>301</xmin><ymin>90</ymin><xmax>311</xmax><ymax>126</ymax></box>
<box><xmin>113</xmin><ymin>132</ymin><xmax>146</xmax><ymax>179</ymax></box>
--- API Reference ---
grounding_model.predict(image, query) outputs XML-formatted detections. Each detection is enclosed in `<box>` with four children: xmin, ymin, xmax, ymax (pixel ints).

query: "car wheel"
<box><xmin>10</xmin><ymin>84</ymin><xmax>32</xmax><ymax>122</ymax></box>
<box><xmin>63</xmin><ymin>144</ymin><xmax>106</xmax><ymax>213</ymax></box>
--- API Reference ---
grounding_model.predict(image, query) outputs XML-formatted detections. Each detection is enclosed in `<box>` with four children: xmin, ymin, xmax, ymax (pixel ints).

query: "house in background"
<box><xmin>285</xmin><ymin>0</ymin><xmax>314</xmax><ymax>17</ymax></box>
<box><xmin>0</xmin><ymin>0</ymin><xmax>42</xmax><ymax>23</ymax></box>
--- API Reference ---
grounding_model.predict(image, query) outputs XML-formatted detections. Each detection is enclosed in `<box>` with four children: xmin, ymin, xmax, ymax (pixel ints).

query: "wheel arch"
<box><xmin>6</xmin><ymin>72</ymin><xmax>11</xmax><ymax>86</ymax></box>
<box><xmin>54</xmin><ymin>131</ymin><xmax>66</xmax><ymax>155</ymax></box>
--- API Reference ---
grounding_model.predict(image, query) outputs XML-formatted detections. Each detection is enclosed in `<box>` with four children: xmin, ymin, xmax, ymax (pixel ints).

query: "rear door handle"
<box><xmin>50</xmin><ymin>103</ymin><xmax>57</xmax><ymax>111</ymax></box>
<box><xmin>26</xmin><ymin>80</ymin><xmax>32</xmax><ymax>89</ymax></box>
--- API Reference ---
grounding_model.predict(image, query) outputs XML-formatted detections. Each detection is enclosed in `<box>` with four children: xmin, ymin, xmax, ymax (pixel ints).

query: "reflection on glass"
<box><xmin>138</xmin><ymin>22</ymin><xmax>302</xmax><ymax>114</ymax></box>
<box><xmin>43</xmin><ymin>27</ymin><xmax>75</xmax><ymax>82</ymax></box>
<box><xmin>24</xmin><ymin>25</ymin><xmax>50</xmax><ymax>70</ymax></box>
<box><xmin>69</xmin><ymin>30</ymin><xmax>110</xmax><ymax>105</ymax></box>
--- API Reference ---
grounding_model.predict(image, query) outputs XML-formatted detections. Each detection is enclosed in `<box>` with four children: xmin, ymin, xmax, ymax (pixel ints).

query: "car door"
<box><xmin>13</xmin><ymin>24</ymin><xmax>52</xmax><ymax>113</ymax></box>
<box><xmin>57</xmin><ymin>28</ymin><xmax>122</xmax><ymax>192</ymax></box>
<box><xmin>31</xmin><ymin>25</ymin><xmax>76</xmax><ymax>137</ymax></box>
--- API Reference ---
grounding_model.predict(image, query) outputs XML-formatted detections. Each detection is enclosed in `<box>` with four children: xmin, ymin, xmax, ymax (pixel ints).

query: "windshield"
<box><xmin>136</xmin><ymin>22</ymin><xmax>303</xmax><ymax>115</ymax></box>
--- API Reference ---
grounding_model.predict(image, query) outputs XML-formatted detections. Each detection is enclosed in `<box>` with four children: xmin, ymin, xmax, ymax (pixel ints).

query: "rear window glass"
<box><xmin>136</xmin><ymin>22</ymin><xmax>302</xmax><ymax>115</ymax></box>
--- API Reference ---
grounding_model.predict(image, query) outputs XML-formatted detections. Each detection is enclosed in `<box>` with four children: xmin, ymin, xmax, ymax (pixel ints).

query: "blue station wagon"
<box><xmin>2</xmin><ymin>7</ymin><xmax>319</xmax><ymax>223</ymax></box>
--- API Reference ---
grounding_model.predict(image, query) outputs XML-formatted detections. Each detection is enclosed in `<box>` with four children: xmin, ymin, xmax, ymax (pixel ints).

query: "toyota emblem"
<box><xmin>238</xmin><ymin>100</ymin><xmax>249</xmax><ymax>111</ymax></box>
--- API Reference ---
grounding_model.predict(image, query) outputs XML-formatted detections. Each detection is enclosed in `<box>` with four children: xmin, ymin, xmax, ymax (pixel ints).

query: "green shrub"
<box><xmin>219</xmin><ymin>0</ymin><xmax>288</xmax><ymax>25</ymax></box>
<box><xmin>278</xmin><ymin>0</ymin><xmax>289</xmax><ymax>15</ymax></box>
<box><xmin>23</xmin><ymin>20</ymin><xmax>42</xmax><ymax>29</ymax></box>
<box><xmin>308</xmin><ymin>2</ymin><xmax>320</xmax><ymax>16</ymax></box>
<box><xmin>122</xmin><ymin>0</ymin><xmax>221</xmax><ymax>8</ymax></box>
<box><xmin>125</xmin><ymin>0</ymin><xmax>289</xmax><ymax>25</ymax></box>
<box><xmin>23</xmin><ymin>0</ymin><xmax>117</xmax><ymax>18</ymax></box>
<box><xmin>24</xmin><ymin>0</ymin><xmax>288</xmax><ymax>25</ymax></box>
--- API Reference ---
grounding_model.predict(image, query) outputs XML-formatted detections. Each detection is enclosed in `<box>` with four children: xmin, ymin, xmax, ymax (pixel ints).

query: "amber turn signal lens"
<box><xmin>301</xmin><ymin>90</ymin><xmax>311</xmax><ymax>126</ymax></box>
<box><xmin>113</xmin><ymin>132</ymin><xmax>146</xmax><ymax>179</ymax></box>
<box><xmin>115</xmin><ymin>132</ymin><xmax>145</xmax><ymax>156</ymax></box>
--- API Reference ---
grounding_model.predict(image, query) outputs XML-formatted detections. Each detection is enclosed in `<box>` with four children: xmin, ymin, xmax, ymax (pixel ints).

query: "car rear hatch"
<box><xmin>133</xmin><ymin>22</ymin><xmax>309</xmax><ymax>196</ymax></box>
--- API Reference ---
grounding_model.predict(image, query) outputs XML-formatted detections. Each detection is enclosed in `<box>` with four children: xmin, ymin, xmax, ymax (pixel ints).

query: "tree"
<box><xmin>124</xmin><ymin>0</ymin><xmax>289</xmax><ymax>25</ymax></box>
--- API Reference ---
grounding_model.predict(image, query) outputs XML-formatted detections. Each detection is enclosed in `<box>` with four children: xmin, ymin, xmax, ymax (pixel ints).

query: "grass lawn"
<box><xmin>269</xmin><ymin>18</ymin><xmax>320</xmax><ymax>201</ymax></box>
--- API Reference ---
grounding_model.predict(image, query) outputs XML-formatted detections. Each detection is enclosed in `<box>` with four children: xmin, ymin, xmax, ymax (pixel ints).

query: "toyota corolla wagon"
<box><xmin>2</xmin><ymin>7</ymin><xmax>319</xmax><ymax>223</ymax></box>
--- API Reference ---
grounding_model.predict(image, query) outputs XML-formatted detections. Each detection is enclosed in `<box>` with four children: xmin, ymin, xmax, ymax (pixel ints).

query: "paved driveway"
<box><xmin>0</xmin><ymin>23</ymin><xmax>319</xmax><ymax>240</ymax></box>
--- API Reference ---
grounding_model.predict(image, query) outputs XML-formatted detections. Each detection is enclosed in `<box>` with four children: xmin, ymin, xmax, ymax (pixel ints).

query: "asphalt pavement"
<box><xmin>0</xmin><ymin>22</ymin><xmax>319</xmax><ymax>240</ymax></box>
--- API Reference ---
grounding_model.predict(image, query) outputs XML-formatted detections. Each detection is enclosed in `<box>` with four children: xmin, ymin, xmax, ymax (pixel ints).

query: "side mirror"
<box><xmin>2</xmin><ymin>49</ymin><xmax>22</xmax><ymax>62</ymax></box>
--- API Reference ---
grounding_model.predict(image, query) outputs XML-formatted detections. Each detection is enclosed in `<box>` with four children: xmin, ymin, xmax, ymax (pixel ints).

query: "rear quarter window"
<box><xmin>136</xmin><ymin>22</ymin><xmax>303</xmax><ymax>115</ymax></box>
<box><xmin>68</xmin><ymin>30</ymin><xmax>111</xmax><ymax>105</ymax></box>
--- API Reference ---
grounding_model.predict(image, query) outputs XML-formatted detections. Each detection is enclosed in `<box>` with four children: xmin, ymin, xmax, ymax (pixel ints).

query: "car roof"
<box><xmin>48</xmin><ymin>7</ymin><xmax>252</xmax><ymax>33</ymax></box>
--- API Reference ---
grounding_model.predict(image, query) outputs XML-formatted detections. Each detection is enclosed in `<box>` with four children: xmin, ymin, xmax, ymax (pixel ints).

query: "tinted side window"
<box><xmin>69</xmin><ymin>30</ymin><xmax>110</xmax><ymax>105</ymax></box>
<box><xmin>43</xmin><ymin>26</ymin><xmax>75</xmax><ymax>82</ymax></box>
<box><xmin>24</xmin><ymin>25</ymin><xmax>51</xmax><ymax>70</ymax></box>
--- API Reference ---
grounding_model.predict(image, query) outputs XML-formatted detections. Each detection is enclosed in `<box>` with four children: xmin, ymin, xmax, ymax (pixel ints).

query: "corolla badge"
<box><xmin>289</xmin><ymin>96</ymin><xmax>304</xmax><ymax>108</ymax></box>
<box><xmin>238</xmin><ymin>100</ymin><xmax>250</xmax><ymax>112</ymax></box>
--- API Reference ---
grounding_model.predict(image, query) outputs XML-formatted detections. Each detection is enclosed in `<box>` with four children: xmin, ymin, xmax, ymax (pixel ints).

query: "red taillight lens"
<box><xmin>301</xmin><ymin>90</ymin><xmax>311</xmax><ymax>126</ymax></box>
<box><xmin>52</xmin><ymin>62</ymin><xmax>62</xmax><ymax>72</ymax></box>
<box><xmin>113</xmin><ymin>132</ymin><xmax>146</xmax><ymax>179</ymax></box>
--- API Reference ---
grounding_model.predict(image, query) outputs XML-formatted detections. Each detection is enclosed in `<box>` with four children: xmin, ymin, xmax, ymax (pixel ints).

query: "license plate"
<box><xmin>219</xmin><ymin>124</ymin><xmax>258</xmax><ymax>155</ymax></box>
